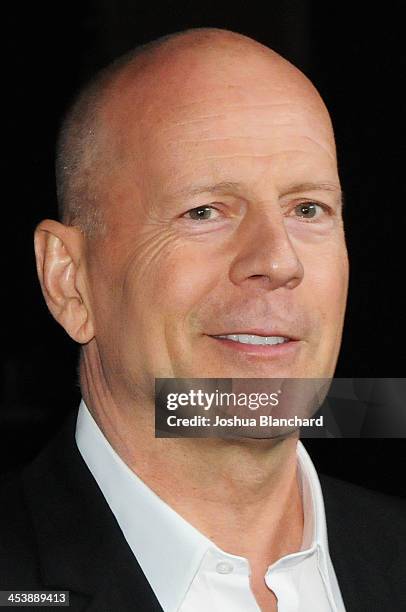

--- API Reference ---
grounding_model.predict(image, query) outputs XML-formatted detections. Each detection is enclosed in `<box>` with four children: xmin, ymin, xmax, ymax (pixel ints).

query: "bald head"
<box><xmin>55</xmin><ymin>27</ymin><xmax>333</xmax><ymax>236</ymax></box>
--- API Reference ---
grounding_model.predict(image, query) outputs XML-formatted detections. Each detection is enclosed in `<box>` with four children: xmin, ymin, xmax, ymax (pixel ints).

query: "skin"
<box><xmin>34</xmin><ymin>30</ymin><xmax>349</xmax><ymax>611</ymax></box>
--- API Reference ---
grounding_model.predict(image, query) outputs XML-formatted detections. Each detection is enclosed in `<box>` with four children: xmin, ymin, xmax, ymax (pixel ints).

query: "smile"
<box><xmin>213</xmin><ymin>334</ymin><xmax>289</xmax><ymax>346</ymax></box>
<box><xmin>207</xmin><ymin>332</ymin><xmax>301</xmax><ymax>358</ymax></box>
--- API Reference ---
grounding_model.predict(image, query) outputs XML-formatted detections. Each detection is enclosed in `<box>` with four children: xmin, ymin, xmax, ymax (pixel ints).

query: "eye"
<box><xmin>292</xmin><ymin>201</ymin><xmax>326</xmax><ymax>220</ymax></box>
<box><xmin>183</xmin><ymin>205</ymin><xmax>221</xmax><ymax>221</ymax></box>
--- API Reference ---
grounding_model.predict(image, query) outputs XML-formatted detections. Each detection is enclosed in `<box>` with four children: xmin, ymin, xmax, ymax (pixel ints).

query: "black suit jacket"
<box><xmin>1</xmin><ymin>409</ymin><xmax>405</xmax><ymax>611</ymax></box>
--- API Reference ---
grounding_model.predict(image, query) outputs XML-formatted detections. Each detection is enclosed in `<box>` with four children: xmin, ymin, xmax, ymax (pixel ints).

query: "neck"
<box><xmin>80</xmin><ymin>347</ymin><xmax>304</xmax><ymax>567</ymax></box>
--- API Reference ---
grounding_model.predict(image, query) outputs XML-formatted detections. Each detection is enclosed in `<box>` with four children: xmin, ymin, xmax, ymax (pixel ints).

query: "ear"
<box><xmin>34</xmin><ymin>219</ymin><xmax>95</xmax><ymax>344</ymax></box>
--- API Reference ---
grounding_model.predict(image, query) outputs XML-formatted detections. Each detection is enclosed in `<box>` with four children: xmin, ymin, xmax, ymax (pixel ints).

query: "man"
<box><xmin>1</xmin><ymin>27</ymin><xmax>405</xmax><ymax>612</ymax></box>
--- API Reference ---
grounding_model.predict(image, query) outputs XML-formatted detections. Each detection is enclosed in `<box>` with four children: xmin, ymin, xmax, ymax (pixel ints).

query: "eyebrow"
<box><xmin>175</xmin><ymin>181</ymin><xmax>345</xmax><ymax>207</ymax></box>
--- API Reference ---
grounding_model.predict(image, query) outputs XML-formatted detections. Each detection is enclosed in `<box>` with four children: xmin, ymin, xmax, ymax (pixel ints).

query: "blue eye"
<box><xmin>185</xmin><ymin>206</ymin><xmax>220</xmax><ymax>220</ymax></box>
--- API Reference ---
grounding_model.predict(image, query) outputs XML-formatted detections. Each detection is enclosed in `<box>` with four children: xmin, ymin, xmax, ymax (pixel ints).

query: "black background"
<box><xmin>2</xmin><ymin>1</ymin><xmax>405</xmax><ymax>496</ymax></box>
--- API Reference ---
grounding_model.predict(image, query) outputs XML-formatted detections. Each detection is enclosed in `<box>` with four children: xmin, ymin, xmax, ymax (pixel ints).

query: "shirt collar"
<box><xmin>76</xmin><ymin>399</ymin><xmax>331</xmax><ymax>612</ymax></box>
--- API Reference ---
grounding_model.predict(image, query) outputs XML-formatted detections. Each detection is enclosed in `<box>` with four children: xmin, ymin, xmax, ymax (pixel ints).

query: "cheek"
<box><xmin>149</xmin><ymin>245</ymin><xmax>223</xmax><ymax>324</ymax></box>
<box><xmin>119</xmin><ymin>229</ymin><xmax>225</xmax><ymax>342</ymax></box>
<box><xmin>302</xmin><ymin>242</ymin><xmax>349</xmax><ymax>346</ymax></box>
<box><xmin>121</xmin><ymin>240</ymin><xmax>225</xmax><ymax>379</ymax></box>
<box><xmin>302</xmin><ymin>231</ymin><xmax>348</xmax><ymax>295</ymax></box>
<box><xmin>298</xmin><ymin>242</ymin><xmax>348</xmax><ymax>376</ymax></box>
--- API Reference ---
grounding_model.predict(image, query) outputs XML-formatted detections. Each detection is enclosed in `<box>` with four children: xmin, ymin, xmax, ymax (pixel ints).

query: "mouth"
<box><xmin>207</xmin><ymin>331</ymin><xmax>301</xmax><ymax>357</ymax></box>
<box><xmin>213</xmin><ymin>334</ymin><xmax>289</xmax><ymax>346</ymax></box>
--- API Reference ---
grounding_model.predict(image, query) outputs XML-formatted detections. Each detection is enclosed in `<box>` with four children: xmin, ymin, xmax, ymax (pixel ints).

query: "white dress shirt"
<box><xmin>76</xmin><ymin>400</ymin><xmax>346</xmax><ymax>611</ymax></box>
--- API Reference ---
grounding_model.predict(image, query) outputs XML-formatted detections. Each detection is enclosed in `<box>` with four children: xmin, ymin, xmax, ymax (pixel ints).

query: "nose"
<box><xmin>229</xmin><ymin>214</ymin><xmax>304</xmax><ymax>291</ymax></box>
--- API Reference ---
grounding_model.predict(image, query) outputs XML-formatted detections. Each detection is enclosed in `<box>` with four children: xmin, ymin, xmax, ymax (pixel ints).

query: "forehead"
<box><xmin>103</xmin><ymin>45</ymin><xmax>338</xmax><ymax>198</ymax></box>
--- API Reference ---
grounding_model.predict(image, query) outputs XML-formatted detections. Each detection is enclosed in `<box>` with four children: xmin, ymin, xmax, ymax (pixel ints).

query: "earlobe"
<box><xmin>34</xmin><ymin>220</ymin><xmax>95</xmax><ymax>344</ymax></box>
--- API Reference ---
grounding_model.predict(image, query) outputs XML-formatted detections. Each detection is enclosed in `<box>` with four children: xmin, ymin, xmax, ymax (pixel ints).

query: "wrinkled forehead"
<box><xmin>100</xmin><ymin>44</ymin><xmax>338</xmax><ymax>198</ymax></box>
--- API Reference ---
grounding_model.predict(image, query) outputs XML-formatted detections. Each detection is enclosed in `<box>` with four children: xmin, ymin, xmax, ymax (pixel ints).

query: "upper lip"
<box><xmin>208</xmin><ymin>330</ymin><xmax>300</xmax><ymax>341</ymax></box>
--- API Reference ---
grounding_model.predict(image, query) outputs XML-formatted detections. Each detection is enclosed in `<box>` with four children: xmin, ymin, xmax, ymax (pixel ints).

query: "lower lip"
<box><xmin>208</xmin><ymin>336</ymin><xmax>302</xmax><ymax>357</ymax></box>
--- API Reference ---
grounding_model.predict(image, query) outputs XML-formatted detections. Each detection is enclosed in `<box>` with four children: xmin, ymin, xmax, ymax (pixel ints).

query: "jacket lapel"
<box><xmin>319</xmin><ymin>473</ymin><xmax>395</xmax><ymax>612</ymax></box>
<box><xmin>21</xmin><ymin>409</ymin><xmax>163</xmax><ymax>611</ymax></box>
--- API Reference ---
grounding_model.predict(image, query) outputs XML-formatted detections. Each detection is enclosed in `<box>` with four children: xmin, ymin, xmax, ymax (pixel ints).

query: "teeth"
<box><xmin>216</xmin><ymin>334</ymin><xmax>289</xmax><ymax>345</ymax></box>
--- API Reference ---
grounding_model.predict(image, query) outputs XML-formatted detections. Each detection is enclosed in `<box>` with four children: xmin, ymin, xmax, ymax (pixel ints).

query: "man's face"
<box><xmin>85</xmin><ymin>47</ymin><xmax>349</xmax><ymax>406</ymax></box>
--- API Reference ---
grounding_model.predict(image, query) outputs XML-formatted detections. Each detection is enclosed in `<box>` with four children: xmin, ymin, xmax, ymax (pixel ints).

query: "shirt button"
<box><xmin>216</xmin><ymin>561</ymin><xmax>234</xmax><ymax>574</ymax></box>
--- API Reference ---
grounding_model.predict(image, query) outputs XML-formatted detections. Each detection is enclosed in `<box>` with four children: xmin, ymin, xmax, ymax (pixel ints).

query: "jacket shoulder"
<box><xmin>320</xmin><ymin>473</ymin><xmax>406</xmax><ymax>571</ymax></box>
<box><xmin>320</xmin><ymin>472</ymin><xmax>406</xmax><ymax>527</ymax></box>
